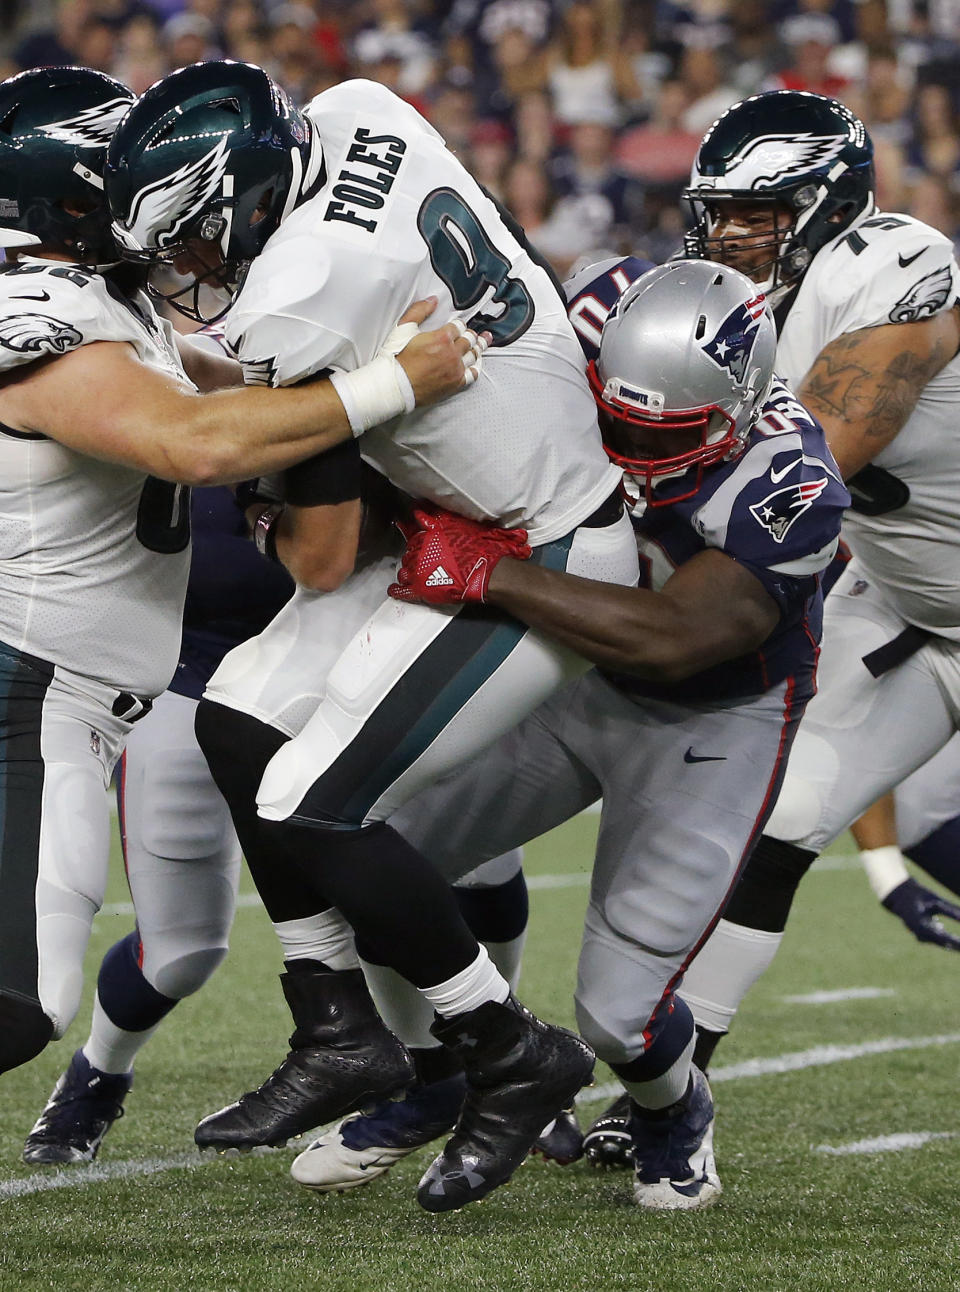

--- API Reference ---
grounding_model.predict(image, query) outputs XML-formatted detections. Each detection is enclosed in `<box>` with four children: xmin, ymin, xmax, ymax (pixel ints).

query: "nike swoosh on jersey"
<box><xmin>684</xmin><ymin>747</ymin><xmax>727</xmax><ymax>764</ymax></box>
<box><xmin>12</xmin><ymin>291</ymin><xmax>52</xmax><ymax>302</ymax></box>
<box><xmin>770</xmin><ymin>456</ymin><xmax>802</xmax><ymax>484</ymax></box>
<box><xmin>898</xmin><ymin>249</ymin><xmax>927</xmax><ymax>268</ymax></box>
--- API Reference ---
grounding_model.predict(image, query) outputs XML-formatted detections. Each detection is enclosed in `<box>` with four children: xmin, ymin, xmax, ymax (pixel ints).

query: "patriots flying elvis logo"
<box><xmin>749</xmin><ymin>476</ymin><xmax>829</xmax><ymax>543</ymax></box>
<box><xmin>702</xmin><ymin>295</ymin><xmax>766</xmax><ymax>384</ymax></box>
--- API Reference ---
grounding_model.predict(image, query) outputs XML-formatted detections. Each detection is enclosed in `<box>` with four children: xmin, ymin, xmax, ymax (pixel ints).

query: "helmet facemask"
<box><xmin>588</xmin><ymin>361</ymin><xmax>739</xmax><ymax>507</ymax></box>
<box><xmin>106</xmin><ymin>62</ymin><xmax>321</xmax><ymax>325</ymax></box>
<box><xmin>588</xmin><ymin>259</ymin><xmax>778</xmax><ymax>509</ymax></box>
<box><xmin>684</xmin><ymin>91</ymin><xmax>875</xmax><ymax>304</ymax></box>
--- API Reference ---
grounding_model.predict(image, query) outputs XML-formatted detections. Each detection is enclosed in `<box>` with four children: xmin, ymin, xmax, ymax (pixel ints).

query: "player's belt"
<box><xmin>862</xmin><ymin>625</ymin><xmax>932</xmax><ymax>678</ymax></box>
<box><xmin>111</xmin><ymin>692</ymin><xmax>154</xmax><ymax>723</ymax></box>
<box><xmin>578</xmin><ymin>489</ymin><xmax>625</xmax><ymax>529</ymax></box>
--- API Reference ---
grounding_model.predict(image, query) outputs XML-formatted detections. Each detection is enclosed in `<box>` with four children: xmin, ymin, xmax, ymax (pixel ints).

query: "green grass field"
<box><xmin>2</xmin><ymin>811</ymin><xmax>959</xmax><ymax>1292</ymax></box>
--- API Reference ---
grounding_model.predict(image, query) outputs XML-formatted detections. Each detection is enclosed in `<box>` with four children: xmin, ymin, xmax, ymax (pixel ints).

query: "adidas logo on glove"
<box><xmin>425</xmin><ymin>565</ymin><xmax>456</xmax><ymax>587</ymax></box>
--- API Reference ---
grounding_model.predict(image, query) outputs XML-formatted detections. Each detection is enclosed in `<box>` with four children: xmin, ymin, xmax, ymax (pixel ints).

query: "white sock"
<box><xmin>273</xmin><ymin>908</ymin><xmax>360</xmax><ymax>971</ymax></box>
<box><xmin>419</xmin><ymin>946</ymin><xmax>510</xmax><ymax>1019</ymax></box>
<box><xmin>485</xmin><ymin>932</ymin><xmax>526</xmax><ymax>993</ymax></box>
<box><xmin>361</xmin><ymin>959</ymin><xmax>438</xmax><ymax>1049</ymax></box>
<box><xmin>83</xmin><ymin>995</ymin><xmax>155</xmax><ymax>1075</ymax></box>
<box><xmin>621</xmin><ymin>1034</ymin><xmax>696</xmax><ymax>1111</ymax></box>
<box><xmin>678</xmin><ymin>918</ymin><xmax>784</xmax><ymax>1034</ymax></box>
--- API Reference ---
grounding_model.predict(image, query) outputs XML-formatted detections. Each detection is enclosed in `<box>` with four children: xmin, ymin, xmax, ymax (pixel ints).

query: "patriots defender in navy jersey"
<box><xmin>289</xmin><ymin>258</ymin><xmax>848</xmax><ymax>1210</ymax></box>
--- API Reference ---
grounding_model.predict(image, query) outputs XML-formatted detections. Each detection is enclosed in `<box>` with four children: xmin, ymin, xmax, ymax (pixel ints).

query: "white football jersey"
<box><xmin>775</xmin><ymin>211</ymin><xmax>960</xmax><ymax>639</ymax></box>
<box><xmin>225</xmin><ymin>79</ymin><xmax>620</xmax><ymax>545</ymax></box>
<box><xmin>0</xmin><ymin>263</ymin><xmax>193</xmax><ymax>695</ymax></box>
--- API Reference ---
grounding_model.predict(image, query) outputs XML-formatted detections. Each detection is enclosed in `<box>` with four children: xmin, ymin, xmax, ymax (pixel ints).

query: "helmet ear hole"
<box><xmin>250</xmin><ymin>187</ymin><xmax>274</xmax><ymax>226</ymax></box>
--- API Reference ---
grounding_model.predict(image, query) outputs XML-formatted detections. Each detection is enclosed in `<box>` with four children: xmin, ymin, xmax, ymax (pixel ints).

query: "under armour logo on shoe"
<box><xmin>456</xmin><ymin>1032</ymin><xmax>478</xmax><ymax>1047</ymax></box>
<box><xmin>429</xmin><ymin>1162</ymin><xmax>486</xmax><ymax>1194</ymax></box>
<box><xmin>425</xmin><ymin>565</ymin><xmax>455</xmax><ymax>587</ymax></box>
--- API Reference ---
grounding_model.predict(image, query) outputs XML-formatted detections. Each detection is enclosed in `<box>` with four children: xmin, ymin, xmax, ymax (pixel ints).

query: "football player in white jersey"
<box><xmin>0</xmin><ymin>65</ymin><xmax>481</xmax><ymax>1099</ymax></box>
<box><xmin>285</xmin><ymin>259</ymin><xmax>847</xmax><ymax>1210</ymax></box>
<box><xmin>674</xmin><ymin>90</ymin><xmax>960</xmax><ymax>1074</ymax></box>
<box><xmin>105</xmin><ymin>60</ymin><xmax>640</xmax><ymax>1212</ymax></box>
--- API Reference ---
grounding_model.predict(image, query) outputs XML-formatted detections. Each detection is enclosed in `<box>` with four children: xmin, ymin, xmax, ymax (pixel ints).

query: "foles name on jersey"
<box><xmin>323</xmin><ymin>126</ymin><xmax>407</xmax><ymax>236</ymax></box>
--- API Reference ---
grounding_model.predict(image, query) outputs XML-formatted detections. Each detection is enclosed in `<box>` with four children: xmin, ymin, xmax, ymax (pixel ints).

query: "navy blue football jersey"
<box><xmin>565</xmin><ymin>256</ymin><xmax>851</xmax><ymax>702</ymax></box>
<box><xmin>172</xmin><ymin>487</ymin><xmax>293</xmax><ymax>700</ymax></box>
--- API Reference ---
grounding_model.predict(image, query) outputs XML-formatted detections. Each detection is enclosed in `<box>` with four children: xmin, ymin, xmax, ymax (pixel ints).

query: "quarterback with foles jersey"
<box><xmin>106</xmin><ymin>58</ymin><xmax>641</xmax><ymax>1214</ymax></box>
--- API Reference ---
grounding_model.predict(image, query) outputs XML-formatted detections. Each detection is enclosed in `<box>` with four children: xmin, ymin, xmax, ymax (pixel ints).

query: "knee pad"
<box><xmin>764</xmin><ymin>732</ymin><xmax>839</xmax><ymax>846</ymax></box>
<box><xmin>722</xmin><ymin>834</ymin><xmax>817</xmax><ymax>932</ymax></box>
<box><xmin>149</xmin><ymin>946</ymin><xmax>228</xmax><ymax>1000</ymax></box>
<box><xmin>453</xmin><ymin>870</ymin><xmax>528</xmax><ymax>944</ymax></box>
<box><xmin>0</xmin><ymin>993</ymin><xmax>54</xmax><ymax>1074</ymax></box>
<box><xmin>194</xmin><ymin>700</ymin><xmax>287</xmax><ymax>804</ymax></box>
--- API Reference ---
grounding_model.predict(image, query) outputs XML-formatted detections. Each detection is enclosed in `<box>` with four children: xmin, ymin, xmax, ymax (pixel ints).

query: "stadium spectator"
<box><xmin>615</xmin><ymin>77</ymin><xmax>701</xmax><ymax>190</ymax></box>
<box><xmin>764</xmin><ymin>12</ymin><xmax>852</xmax><ymax>96</ymax></box>
<box><xmin>545</xmin><ymin>0</ymin><xmax>637</xmax><ymax>128</ymax></box>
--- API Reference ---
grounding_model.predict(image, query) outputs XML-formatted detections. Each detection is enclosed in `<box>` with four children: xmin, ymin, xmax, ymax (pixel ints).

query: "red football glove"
<box><xmin>389</xmin><ymin>505</ymin><xmax>531</xmax><ymax>605</ymax></box>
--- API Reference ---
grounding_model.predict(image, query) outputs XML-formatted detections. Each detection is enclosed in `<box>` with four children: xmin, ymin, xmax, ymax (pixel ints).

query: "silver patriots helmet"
<box><xmin>587</xmin><ymin>259</ymin><xmax>777</xmax><ymax>507</ymax></box>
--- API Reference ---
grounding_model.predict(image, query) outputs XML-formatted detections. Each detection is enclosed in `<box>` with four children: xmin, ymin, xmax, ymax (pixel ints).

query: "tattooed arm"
<box><xmin>797</xmin><ymin>306</ymin><xmax>960</xmax><ymax>479</ymax></box>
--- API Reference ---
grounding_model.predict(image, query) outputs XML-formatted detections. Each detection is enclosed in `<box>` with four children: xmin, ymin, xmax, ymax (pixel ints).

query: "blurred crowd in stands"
<box><xmin>4</xmin><ymin>0</ymin><xmax>960</xmax><ymax>276</ymax></box>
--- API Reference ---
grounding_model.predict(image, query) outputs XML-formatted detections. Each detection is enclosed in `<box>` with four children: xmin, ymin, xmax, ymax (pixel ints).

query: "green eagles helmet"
<box><xmin>0</xmin><ymin>66</ymin><xmax>134</xmax><ymax>264</ymax></box>
<box><xmin>684</xmin><ymin>90</ymin><xmax>875</xmax><ymax>299</ymax></box>
<box><xmin>105</xmin><ymin>60</ymin><xmax>322</xmax><ymax>323</ymax></box>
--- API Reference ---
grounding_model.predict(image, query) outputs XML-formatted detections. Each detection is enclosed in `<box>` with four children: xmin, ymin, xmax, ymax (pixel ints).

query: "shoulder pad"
<box><xmin>305</xmin><ymin>79</ymin><xmax>441</xmax><ymax>143</ymax></box>
<box><xmin>226</xmin><ymin>235</ymin><xmax>339</xmax><ymax>386</ymax></box>
<box><xmin>816</xmin><ymin>213</ymin><xmax>958</xmax><ymax>326</ymax></box>
<box><xmin>0</xmin><ymin>264</ymin><xmax>107</xmax><ymax>372</ymax></box>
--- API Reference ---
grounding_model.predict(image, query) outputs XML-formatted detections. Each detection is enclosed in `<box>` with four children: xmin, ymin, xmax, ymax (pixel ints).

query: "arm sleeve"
<box><xmin>817</xmin><ymin>219</ymin><xmax>960</xmax><ymax>334</ymax></box>
<box><xmin>282</xmin><ymin>438</ymin><xmax>363</xmax><ymax>506</ymax></box>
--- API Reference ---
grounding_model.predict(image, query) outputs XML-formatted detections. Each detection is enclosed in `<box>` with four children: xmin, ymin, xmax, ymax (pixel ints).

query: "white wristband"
<box><xmin>860</xmin><ymin>845</ymin><xmax>910</xmax><ymax>901</ymax></box>
<box><xmin>329</xmin><ymin>353</ymin><xmax>416</xmax><ymax>437</ymax></box>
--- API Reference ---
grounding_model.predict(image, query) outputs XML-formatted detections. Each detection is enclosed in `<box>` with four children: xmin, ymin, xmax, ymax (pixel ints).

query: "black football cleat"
<box><xmin>194</xmin><ymin>968</ymin><xmax>414</xmax><ymax>1152</ymax></box>
<box><xmin>23</xmin><ymin>1049</ymin><xmax>131</xmax><ymax>1165</ymax></box>
<box><xmin>532</xmin><ymin>1105</ymin><xmax>584</xmax><ymax>1165</ymax></box>
<box><xmin>417</xmin><ymin>995</ymin><xmax>595</xmax><ymax>1213</ymax></box>
<box><xmin>583</xmin><ymin>1091</ymin><xmax>633</xmax><ymax>1169</ymax></box>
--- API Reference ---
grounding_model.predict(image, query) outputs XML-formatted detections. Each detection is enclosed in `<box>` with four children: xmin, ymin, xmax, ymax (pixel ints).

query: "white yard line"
<box><xmin>5</xmin><ymin>1031</ymin><xmax>958</xmax><ymax>1201</ymax></box>
<box><xmin>816</xmin><ymin>1132</ymin><xmax>957</xmax><ymax>1156</ymax></box>
<box><xmin>583</xmin><ymin>1031</ymin><xmax>960</xmax><ymax>1103</ymax></box>
<box><xmin>0</xmin><ymin>1153</ymin><xmax>200</xmax><ymax>1199</ymax></box>
<box><xmin>782</xmin><ymin>987</ymin><xmax>897</xmax><ymax>1004</ymax></box>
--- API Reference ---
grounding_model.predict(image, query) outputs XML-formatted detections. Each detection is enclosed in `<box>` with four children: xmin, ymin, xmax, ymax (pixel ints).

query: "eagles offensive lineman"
<box><xmin>106</xmin><ymin>60</ymin><xmax>639</xmax><ymax>1212</ymax></box>
<box><xmin>0</xmin><ymin>65</ymin><xmax>479</xmax><ymax>1090</ymax></box>
<box><xmin>585</xmin><ymin>90</ymin><xmax>960</xmax><ymax>1164</ymax></box>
